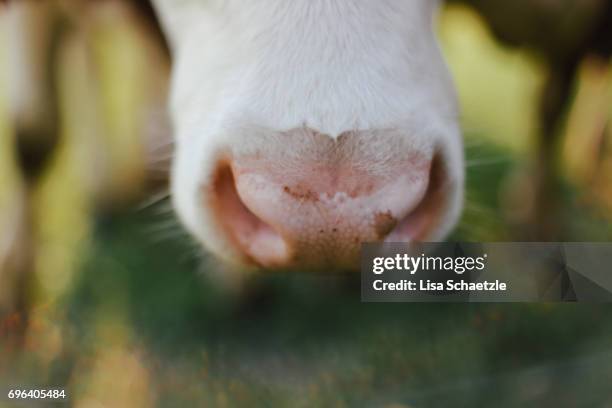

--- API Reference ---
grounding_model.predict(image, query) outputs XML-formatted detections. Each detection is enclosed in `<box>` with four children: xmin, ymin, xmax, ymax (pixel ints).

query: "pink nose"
<box><xmin>212</xmin><ymin>151</ymin><xmax>443</xmax><ymax>270</ymax></box>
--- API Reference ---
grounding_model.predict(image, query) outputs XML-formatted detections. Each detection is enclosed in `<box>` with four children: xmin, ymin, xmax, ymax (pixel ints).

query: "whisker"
<box><xmin>146</xmin><ymin>168</ymin><xmax>171</xmax><ymax>175</ymax></box>
<box><xmin>151</xmin><ymin>202</ymin><xmax>175</xmax><ymax>217</ymax></box>
<box><xmin>462</xmin><ymin>204</ymin><xmax>498</xmax><ymax>217</ymax></box>
<box><xmin>466</xmin><ymin>157</ymin><xmax>512</xmax><ymax>167</ymax></box>
<box><xmin>142</xmin><ymin>218</ymin><xmax>183</xmax><ymax>234</ymax></box>
<box><xmin>137</xmin><ymin>190</ymin><xmax>171</xmax><ymax>211</ymax></box>
<box><xmin>463</xmin><ymin>137</ymin><xmax>488</xmax><ymax>147</ymax></box>
<box><xmin>147</xmin><ymin>229</ymin><xmax>188</xmax><ymax>244</ymax></box>
<box><xmin>146</xmin><ymin>156</ymin><xmax>173</xmax><ymax>165</ymax></box>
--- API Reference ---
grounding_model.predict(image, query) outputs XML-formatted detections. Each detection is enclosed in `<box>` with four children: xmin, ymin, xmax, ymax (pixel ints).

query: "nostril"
<box><xmin>386</xmin><ymin>153</ymin><xmax>448</xmax><ymax>242</ymax></box>
<box><xmin>212</xmin><ymin>163</ymin><xmax>289</xmax><ymax>268</ymax></box>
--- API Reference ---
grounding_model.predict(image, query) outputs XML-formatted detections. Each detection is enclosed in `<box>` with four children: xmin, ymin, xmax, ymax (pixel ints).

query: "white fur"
<box><xmin>151</xmin><ymin>0</ymin><xmax>464</xmax><ymax>266</ymax></box>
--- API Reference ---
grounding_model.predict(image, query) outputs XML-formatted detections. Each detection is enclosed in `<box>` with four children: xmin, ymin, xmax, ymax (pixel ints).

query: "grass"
<box><xmin>54</xmin><ymin>229</ymin><xmax>612</xmax><ymax>406</ymax></box>
<box><xmin>5</xmin><ymin>140</ymin><xmax>604</xmax><ymax>407</ymax></box>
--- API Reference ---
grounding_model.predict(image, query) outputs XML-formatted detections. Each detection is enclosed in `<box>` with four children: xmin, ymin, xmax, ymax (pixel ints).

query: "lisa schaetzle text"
<box><xmin>370</xmin><ymin>253</ymin><xmax>507</xmax><ymax>294</ymax></box>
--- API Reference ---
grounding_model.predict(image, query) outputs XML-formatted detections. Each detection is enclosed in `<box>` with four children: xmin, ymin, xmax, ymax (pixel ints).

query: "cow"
<box><xmin>149</xmin><ymin>0</ymin><xmax>612</xmax><ymax>268</ymax></box>
<box><xmin>150</xmin><ymin>0</ymin><xmax>463</xmax><ymax>270</ymax></box>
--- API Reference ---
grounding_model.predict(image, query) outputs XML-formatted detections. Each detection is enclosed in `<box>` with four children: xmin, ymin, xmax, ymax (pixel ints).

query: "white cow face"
<box><xmin>152</xmin><ymin>0</ymin><xmax>464</xmax><ymax>270</ymax></box>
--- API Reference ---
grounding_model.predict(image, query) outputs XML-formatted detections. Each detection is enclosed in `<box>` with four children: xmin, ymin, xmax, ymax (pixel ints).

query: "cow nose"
<box><xmin>211</xmin><ymin>153</ymin><xmax>443</xmax><ymax>270</ymax></box>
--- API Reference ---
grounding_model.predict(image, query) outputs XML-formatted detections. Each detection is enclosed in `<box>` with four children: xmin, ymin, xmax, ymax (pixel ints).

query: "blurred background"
<box><xmin>0</xmin><ymin>0</ymin><xmax>611</xmax><ymax>406</ymax></box>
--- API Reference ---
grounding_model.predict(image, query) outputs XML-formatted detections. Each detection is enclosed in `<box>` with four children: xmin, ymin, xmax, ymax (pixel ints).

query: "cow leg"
<box><xmin>531</xmin><ymin>58</ymin><xmax>580</xmax><ymax>240</ymax></box>
<box><xmin>6</xmin><ymin>0</ymin><xmax>65</xmax><ymax>180</ymax></box>
<box><xmin>1</xmin><ymin>1</ymin><xmax>66</xmax><ymax>344</ymax></box>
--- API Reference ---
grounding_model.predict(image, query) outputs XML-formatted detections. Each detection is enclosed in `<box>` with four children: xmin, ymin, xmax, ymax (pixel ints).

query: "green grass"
<box><xmin>32</xmin><ymin>139</ymin><xmax>609</xmax><ymax>407</ymax></box>
<box><xmin>58</xmin><ymin>209</ymin><xmax>612</xmax><ymax>406</ymax></box>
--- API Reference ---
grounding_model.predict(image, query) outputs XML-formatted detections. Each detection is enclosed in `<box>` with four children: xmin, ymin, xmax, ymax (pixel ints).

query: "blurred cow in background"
<box><xmin>452</xmin><ymin>0</ymin><xmax>612</xmax><ymax>239</ymax></box>
<box><xmin>1</xmin><ymin>0</ymin><xmax>170</xmax><ymax>338</ymax></box>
